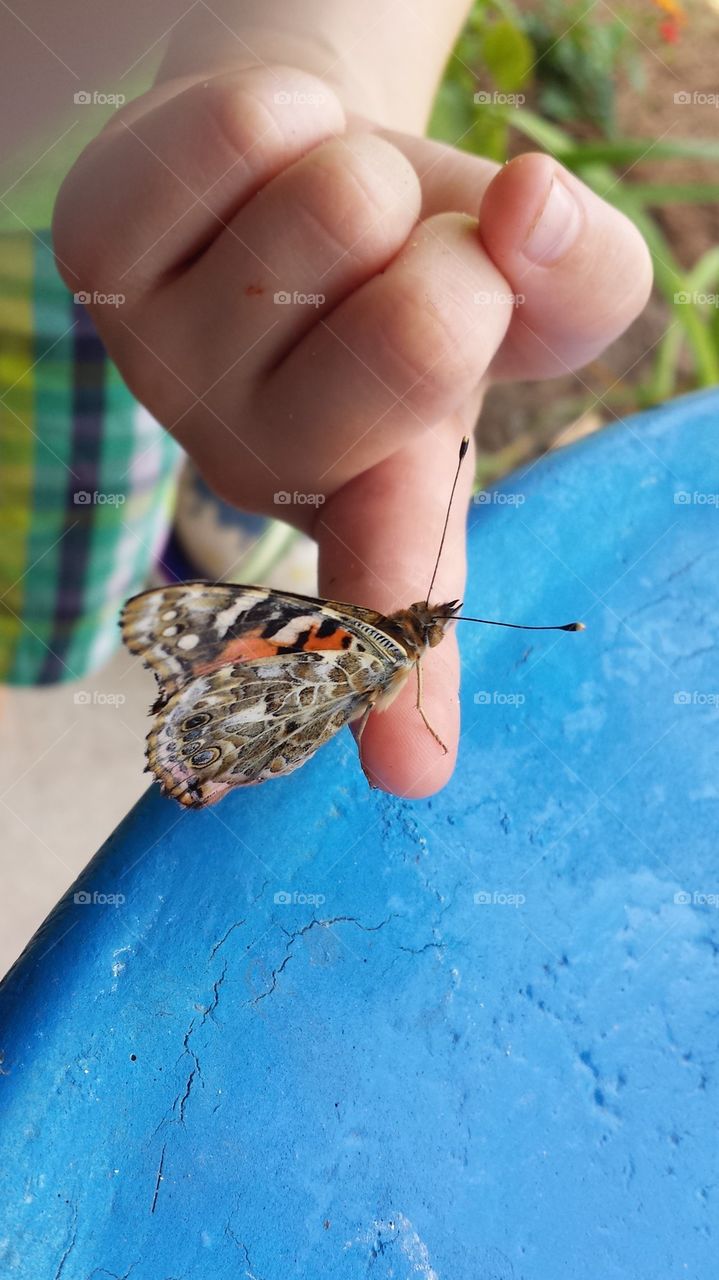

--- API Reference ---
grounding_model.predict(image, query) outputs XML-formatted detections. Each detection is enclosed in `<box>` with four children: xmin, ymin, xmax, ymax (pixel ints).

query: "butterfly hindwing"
<box><xmin>148</xmin><ymin>648</ymin><xmax>400</xmax><ymax>807</ymax></box>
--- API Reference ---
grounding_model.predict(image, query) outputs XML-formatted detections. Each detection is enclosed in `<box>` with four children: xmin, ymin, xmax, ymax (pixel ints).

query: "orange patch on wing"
<box><xmin>304</xmin><ymin>625</ymin><xmax>352</xmax><ymax>652</ymax></box>
<box><xmin>225</xmin><ymin>634</ymin><xmax>279</xmax><ymax>660</ymax></box>
<box><xmin>194</xmin><ymin>631</ymin><xmax>279</xmax><ymax>673</ymax></box>
<box><xmin>193</xmin><ymin>622</ymin><xmax>353</xmax><ymax>674</ymax></box>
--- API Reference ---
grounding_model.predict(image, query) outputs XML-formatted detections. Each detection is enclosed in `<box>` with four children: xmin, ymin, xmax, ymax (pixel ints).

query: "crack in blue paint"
<box><xmin>150</xmin><ymin>1142</ymin><xmax>167</xmax><ymax>1214</ymax></box>
<box><xmin>250</xmin><ymin>915</ymin><xmax>396</xmax><ymax>1006</ymax></box>
<box><xmin>53</xmin><ymin>1204</ymin><xmax>78</xmax><ymax>1280</ymax></box>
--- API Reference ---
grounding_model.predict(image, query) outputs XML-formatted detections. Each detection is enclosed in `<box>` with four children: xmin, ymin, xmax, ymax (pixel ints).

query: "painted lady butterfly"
<box><xmin>121</xmin><ymin>440</ymin><xmax>583</xmax><ymax>808</ymax></box>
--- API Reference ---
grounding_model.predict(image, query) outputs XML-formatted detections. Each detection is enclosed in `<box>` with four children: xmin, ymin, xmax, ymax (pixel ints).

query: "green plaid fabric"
<box><xmin>0</xmin><ymin>230</ymin><xmax>181</xmax><ymax>684</ymax></box>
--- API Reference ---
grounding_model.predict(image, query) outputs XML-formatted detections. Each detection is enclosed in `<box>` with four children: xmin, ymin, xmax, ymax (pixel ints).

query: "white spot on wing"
<box><xmin>214</xmin><ymin>594</ymin><xmax>258</xmax><ymax>636</ymax></box>
<box><xmin>177</xmin><ymin>634</ymin><xmax>199</xmax><ymax>650</ymax></box>
<box><xmin>266</xmin><ymin>617</ymin><xmax>316</xmax><ymax>645</ymax></box>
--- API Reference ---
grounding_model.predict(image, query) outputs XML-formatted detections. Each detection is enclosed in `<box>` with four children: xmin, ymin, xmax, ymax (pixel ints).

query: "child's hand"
<box><xmin>53</xmin><ymin>66</ymin><xmax>651</xmax><ymax>797</ymax></box>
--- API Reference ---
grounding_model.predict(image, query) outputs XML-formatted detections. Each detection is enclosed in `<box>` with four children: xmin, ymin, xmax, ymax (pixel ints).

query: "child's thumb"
<box><xmin>478</xmin><ymin>153</ymin><xmax>653</xmax><ymax>381</ymax></box>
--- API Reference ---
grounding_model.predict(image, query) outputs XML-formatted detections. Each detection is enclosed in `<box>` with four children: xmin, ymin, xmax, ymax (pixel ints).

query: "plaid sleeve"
<box><xmin>0</xmin><ymin>229</ymin><xmax>182</xmax><ymax>685</ymax></box>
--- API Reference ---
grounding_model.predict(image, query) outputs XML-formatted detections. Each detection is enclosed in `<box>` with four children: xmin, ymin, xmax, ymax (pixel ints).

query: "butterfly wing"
<box><xmin>147</xmin><ymin>647</ymin><xmax>399</xmax><ymax>807</ymax></box>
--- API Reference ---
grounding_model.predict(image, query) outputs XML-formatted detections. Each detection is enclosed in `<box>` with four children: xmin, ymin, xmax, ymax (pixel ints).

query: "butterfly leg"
<box><xmin>354</xmin><ymin>699</ymin><xmax>382</xmax><ymax>788</ymax></box>
<box><xmin>415</xmin><ymin>660</ymin><xmax>448</xmax><ymax>754</ymax></box>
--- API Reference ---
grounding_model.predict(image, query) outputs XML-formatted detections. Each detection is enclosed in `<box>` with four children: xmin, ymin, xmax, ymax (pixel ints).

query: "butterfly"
<box><xmin>120</xmin><ymin>583</ymin><xmax>463</xmax><ymax>807</ymax></box>
<box><xmin>121</xmin><ymin>439</ymin><xmax>583</xmax><ymax>808</ymax></box>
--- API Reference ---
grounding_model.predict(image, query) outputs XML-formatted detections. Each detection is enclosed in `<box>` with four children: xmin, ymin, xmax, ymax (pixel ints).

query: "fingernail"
<box><xmin>522</xmin><ymin>177</ymin><xmax>582</xmax><ymax>265</ymax></box>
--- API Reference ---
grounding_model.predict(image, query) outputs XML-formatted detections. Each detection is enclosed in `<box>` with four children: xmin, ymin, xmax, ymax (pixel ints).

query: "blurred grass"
<box><xmin>428</xmin><ymin>0</ymin><xmax>719</xmax><ymax>463</ymax></box>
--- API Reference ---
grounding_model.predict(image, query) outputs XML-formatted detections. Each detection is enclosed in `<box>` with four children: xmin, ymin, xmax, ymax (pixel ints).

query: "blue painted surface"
<box><xmin>1</xmin><ymin>389</ymin><xmax>717</xmax><ymax>1280</ymax></box>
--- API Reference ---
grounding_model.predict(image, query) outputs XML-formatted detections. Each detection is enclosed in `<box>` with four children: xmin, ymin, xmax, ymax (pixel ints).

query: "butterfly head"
<box><xmin>409</xmin><ymin>599</ymin><xmax>462</xmax><ymax>649</ymax></box>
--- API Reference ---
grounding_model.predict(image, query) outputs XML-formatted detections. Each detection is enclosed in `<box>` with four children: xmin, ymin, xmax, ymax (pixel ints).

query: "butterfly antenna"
<box><xmin>424</xmin><ymin>437</ymin><xmax>584</xmax><ymax>633</ymax></box>
<box><xmin>454</xmin><ymin>616</ymin><xmax>585</xmax><ymax>632</ymax></box>
<box><xmin>425</xmin><ymin>435</ymin><xmax>470</xmax><ymax>605</ymax></box>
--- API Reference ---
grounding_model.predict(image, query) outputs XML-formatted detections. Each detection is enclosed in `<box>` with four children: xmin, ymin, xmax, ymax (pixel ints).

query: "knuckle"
<box><xmin>194</xmin><ymin>80</ymin><xmax>286</xmax><ymax>167</ymax></box>
<box><xmin>195</xmin><ymin>69</ymin><xmax>343</xmax><ymax>168</ymax></box>
<box><xmin>292</xmin><ymin>139</ymin><xmax>418</xmax><ymax>268</ymax></box>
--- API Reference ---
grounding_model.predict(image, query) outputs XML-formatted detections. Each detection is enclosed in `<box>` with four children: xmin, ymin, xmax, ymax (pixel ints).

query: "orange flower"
<box><xmin>652</xmin><ymin>0</ymin><xmax>686</xmax><ymax>17</ymax></box>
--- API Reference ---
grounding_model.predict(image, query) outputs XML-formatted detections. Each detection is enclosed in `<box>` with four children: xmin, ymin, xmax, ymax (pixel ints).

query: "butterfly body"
<box><xmin>121</xmin><ymin>582</ymin><xmax>459</xmax><ymax>808</ymax></box>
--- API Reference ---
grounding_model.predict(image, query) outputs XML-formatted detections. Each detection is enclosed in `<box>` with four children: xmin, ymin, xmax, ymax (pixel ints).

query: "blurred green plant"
<box><xmin>429</xmin><ymin>0</ymin><xmax>719</xmax><ymax>414</ymax></box>
<box><xmin>521</xmin><ymin>0</ymin><xmax>644</xmax><ymax>136</ymax></box>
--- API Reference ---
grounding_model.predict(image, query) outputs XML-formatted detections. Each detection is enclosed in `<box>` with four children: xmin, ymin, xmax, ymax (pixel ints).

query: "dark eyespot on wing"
<box><xmin>191</xmin><ymin>746</ymin><xmax>221</xmax><ymax>767</ymax></box>
<box><xmin>184</xmin><ymin>712</ymin><xmax>211</xmax><ymax>729</ymax></box>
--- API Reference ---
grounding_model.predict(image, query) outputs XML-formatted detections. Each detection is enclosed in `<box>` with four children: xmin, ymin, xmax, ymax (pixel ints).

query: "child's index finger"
<box><xmin>314</xmin><ymin>425</ymin><xmax>473</xmax><ymax>798</ymax></box>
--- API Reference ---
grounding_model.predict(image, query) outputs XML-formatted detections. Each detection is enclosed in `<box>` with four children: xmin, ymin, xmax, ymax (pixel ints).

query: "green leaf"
<box><xmin>470</xmin><ymin>111</ymin><xmax>509</xmax><ymax>162</ymax></box>
<box><xmin>428</xmin><ymin>81</ymin><xmax>475</xmax><ymax>146</ymax></box>
<box><xmin>481</xmin><ymin>19</ymin><xmax>534</xmax><ymax>91</ymax></box>
<box><xmin>623</xmin><ymin>183</ymin><xmax>719</xmax><ymax>206</ymax></box>
<box><xmin>557</xmin><ymin>139</ymin><xmax>719</xmax><ymax>166</ymax></box>
<box><xmin>689</xmin><ymin>247</ymin><xmax>719</xmax><ymax>292</ymax></box>
<box><xmin>495</xmin><ymin>104</ymin><xmax>573</xmax><ymax>154</ymax></box>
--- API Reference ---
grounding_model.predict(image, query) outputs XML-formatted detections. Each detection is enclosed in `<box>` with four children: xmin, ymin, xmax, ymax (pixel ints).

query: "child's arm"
<box><xmin>52</xmin><ymin>4</ymin><xmax>652</xmax><ymax>797</ymax></box>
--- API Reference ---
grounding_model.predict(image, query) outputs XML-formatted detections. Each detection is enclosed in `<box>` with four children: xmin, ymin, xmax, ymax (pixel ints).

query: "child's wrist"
<box><xmin>159</xmin><ymin>28</ymin><xmax>389</xmax><ymax>125</ymax></box>
<box><xmin>157</xmin><ymin>2</ymin><xmax>473</xmax><ymax>134</ymax></box>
